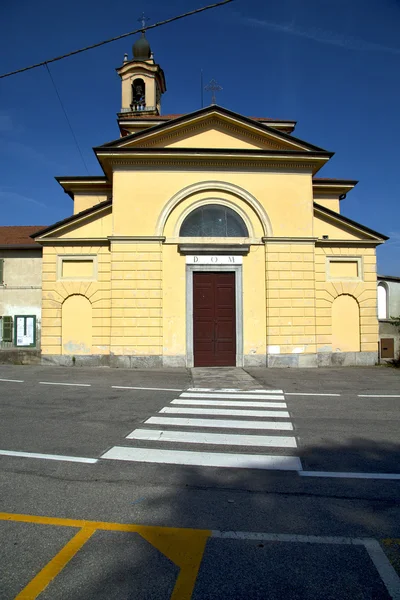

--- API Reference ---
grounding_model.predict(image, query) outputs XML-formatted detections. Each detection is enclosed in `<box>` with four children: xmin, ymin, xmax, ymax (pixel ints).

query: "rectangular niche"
<box><xmin>58</xmin><ymin>255</ymin><xmax>97</xmax><ymax>281</ymax></box>
<box><xmin>327</xmin><ymin>257</ymin><xmax>362</xmax><ymax>281</ymax></box>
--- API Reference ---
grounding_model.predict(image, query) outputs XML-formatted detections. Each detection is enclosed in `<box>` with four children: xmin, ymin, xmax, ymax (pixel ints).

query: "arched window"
<box><xmin>131</xmin><ymin>78</ymin><xmax>145</xmax><ymax>110</ymax></box>
<box><xmin>377</xmin><ymin>283</ymin><xmax>388</xmax><ymax>319</ymax></box>
<box><xmin>180</xmin><ymin>204</ymin><xmax>249</xmax><ymax>237</ymax></box>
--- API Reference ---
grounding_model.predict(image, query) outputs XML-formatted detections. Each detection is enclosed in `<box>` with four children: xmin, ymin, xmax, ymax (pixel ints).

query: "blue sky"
<box><xmin>1</xmin><ymin>0</ymin><xmax>399</xmax><ymax>274</ymax></box>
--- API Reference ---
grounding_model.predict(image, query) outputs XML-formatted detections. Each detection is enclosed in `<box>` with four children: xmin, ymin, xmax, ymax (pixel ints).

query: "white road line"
<box><xmin>171</xmin><ymin>399</ymin><xmax>287</xmax><ymax>408</ymax></box>
<box><xmin>186</xmin><ymin>388</ymin><xmax>283</xmax><ymax>393</ymax></box>
<box><xmin>127</xmin><ymin>429</ymin><xmax>298</xmax><ymax>448</ymax></box>
<box><xmin>363</xmin><ymin>539</ymin><xmax>400</xmax><ymax>600</ymax></box>
<box><xmin>0</xmin><ymin>378</ymin><xmax>24</xmax><ymax>383</ymax></box>
<box><xmin>0</xmin><ymin>449</ymin><xmax>97</xmax><ymax>464</ymax></box>
<box><xmin>210</xmin><ymin>530</ymin><xmax>400</xmax><ymax>599</ymax></box>
<box><xmin>112</xmin><ymin>386</ymin><xmax>182</xmax><ymax>392</ymax></box>
<box><xmin>160</xmin><ymin>407</ymin><xmax>290</xmax><ymax>418</ymax></box>
<box><xmin>299</xmin><ymin>471</ymin><xmax>400</xmax><ymax>480</ymax></box>
<box><xmin>181</xmin><ymin>392</ymin><xmax>285</xmax><ymax>400</ymax></box>
<box><xmin>146</xmin><ymin>416</ymin><xmax>294</xmax><ymax>430</ymax></box>
<box><xmin>101</xmin><ymin>446</ymin><xmax>302</xmax><ymax>470</ymax></box>
<box><xmin>285</xmin><ymin>392</ymin><xmax>341</xmax><ymax>397</ymax></box>
<box><xmin>212</xmin><ymin>531</ymin><xmax>367</xmax><ymax>543</ymax></box>
<box><xmin>39</xmin><ymin>381</ymin><xmax>91</xmax><ymax>387</ymax></box>
<box><xmin>358</xmin><ymin>394</ymin><xmax>400</xmax><ymax>398</ymax></box>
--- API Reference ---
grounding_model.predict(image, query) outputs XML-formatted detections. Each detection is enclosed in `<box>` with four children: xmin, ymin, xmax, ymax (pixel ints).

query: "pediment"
<box><xmin>313</xmin><ymin>204</ymin><xmax>387</xmax><ymax>242</ymax></box>
<box><xmin>33</xmin><ymin>202</ymin><xmax>112</xmax><ymax>241</ymax></box>
<box><xmin>103</xmin><ymin>106</ymin><xmax>324</xmax><ymax>153</ymax></box>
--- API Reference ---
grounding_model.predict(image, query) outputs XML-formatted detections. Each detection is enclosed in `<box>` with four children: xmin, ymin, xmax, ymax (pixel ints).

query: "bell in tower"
<box><xmin>116</xmin><ymin>21</ymin><xmax>166</xmax><ymax>117</ymax></box>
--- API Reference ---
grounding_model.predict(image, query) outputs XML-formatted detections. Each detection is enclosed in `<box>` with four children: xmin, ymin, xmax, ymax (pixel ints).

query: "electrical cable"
<box><xmin>44</xmin><ymin>63</ymin><xmax>90</xmax><ymax>173</ymax></box>
<box><xmin>0</xmin><ymin>0</ymin><xmax>234</xmax><ymax>80</ymax></box>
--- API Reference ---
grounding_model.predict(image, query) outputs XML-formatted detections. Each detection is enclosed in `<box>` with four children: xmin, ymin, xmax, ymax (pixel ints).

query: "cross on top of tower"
<box><xmin>138</xmin><ymin>12</ymin><xmax>150</xmax><ymax>30</ymax></box>
<box><xmin>204</xmin><ymin>79</ymin><xmax>222</xmax><ymax>105</ymax></box>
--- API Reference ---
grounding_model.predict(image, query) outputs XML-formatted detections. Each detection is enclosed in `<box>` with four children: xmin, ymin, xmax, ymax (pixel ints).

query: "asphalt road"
<box><xmin>0</xmin><ymin>364</ymin><xmax>399</xmax><ymax>599</ymax></box>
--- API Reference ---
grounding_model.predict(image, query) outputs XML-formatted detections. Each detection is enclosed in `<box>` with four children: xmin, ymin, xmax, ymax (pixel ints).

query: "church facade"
<box><xmin>33</xmin><ymin>33</ymin><xmax>387</xmax><ymax>368</ymax></box>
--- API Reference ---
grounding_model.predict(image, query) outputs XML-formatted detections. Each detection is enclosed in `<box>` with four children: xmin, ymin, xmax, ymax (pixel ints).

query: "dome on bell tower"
<box><xmin>132</xmin><ymin>32</ymin><xmax>151</xmax><ymax>61</ymax></box>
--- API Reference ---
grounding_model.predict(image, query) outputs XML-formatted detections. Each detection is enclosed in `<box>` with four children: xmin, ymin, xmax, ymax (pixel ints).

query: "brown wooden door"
<box><xmin>193</xmin><ymin>272</ymin><xmax>236</xmax><ymax>367</ymax></box>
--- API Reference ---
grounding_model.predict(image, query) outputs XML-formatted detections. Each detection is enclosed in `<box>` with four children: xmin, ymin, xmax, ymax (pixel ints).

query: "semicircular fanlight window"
<box><xmin>180</xmin><ymin>204</ymin><xmax>248</xmax><ymax>237</ymax></box>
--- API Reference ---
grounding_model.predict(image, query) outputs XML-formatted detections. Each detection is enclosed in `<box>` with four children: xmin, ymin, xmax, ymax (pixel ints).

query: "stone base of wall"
<box><xmin>244</xmin><ymin>354</ymin><xmax>267</xmax><ymax>367</ymax></box>
<box><xmin>266</xmin><ymin>351</ymin><xmax>378</xmax><ymax>368</ymax></box>
<box><xmin>41</xmin><ymin>354</ymin><xmax>164</xmax><ymax>368</ymax></box>
<box><xmin>0</xmin><ymin>349</ymin><xmax>41</xmax><ymax>365</ymax></box>
<box><xmin>0</xmin><ymin>351</ymin><xmax>379</xmax><ymax>369</ymax></box>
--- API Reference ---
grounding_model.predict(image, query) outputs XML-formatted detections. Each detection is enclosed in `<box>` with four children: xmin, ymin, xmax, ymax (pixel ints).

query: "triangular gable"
<box><xmin>101</xmin><ymin>105</ymin><xmax>327</xmax><ymax>153</ymax></box>
<box><xmin>33</xmin><ymin>200</ymin><xmax>112</xmax><ymax>241</ymax></box>
<box><xmin>314</xmin><ymin>203</ymin><xmax>388</xmax><ymax>242</ymax></box>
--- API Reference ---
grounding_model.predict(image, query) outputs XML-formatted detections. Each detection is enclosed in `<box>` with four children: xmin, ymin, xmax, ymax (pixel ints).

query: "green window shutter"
<box><xmin>3</xmin><ymin>316</ymin><xmax>13</xmax><ymax>342</ymax></box>
<box><xmin>0</xmin><ymin>259</ymin><xmax>3</xmax><ymax>285</ymax></box>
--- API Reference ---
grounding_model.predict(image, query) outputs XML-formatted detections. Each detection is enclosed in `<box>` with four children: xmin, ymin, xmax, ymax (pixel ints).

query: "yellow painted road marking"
<box><xmin>14</xmin><ymin>526</ymin><xmax>96</xmax><ymax>600</ymax></box>
<box><xmin>0</xmin><ymin>512</ymin><xmax>211</xmax><ymax>600</ymax></box>
<box><xmin>140</xmin><ymin>527</ymin><xmax>210</xmax><ymax>600</ymax></box>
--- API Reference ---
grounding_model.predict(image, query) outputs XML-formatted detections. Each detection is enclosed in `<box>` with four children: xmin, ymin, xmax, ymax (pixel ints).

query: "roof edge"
<box><xmin>314</xmin><ymin>202</ymin><xmax>389</xmax><ymax>241</ymax></box>
<box><xmin>32</xmin><ymin>199</ymin><xmax>112</xmax><ymax>239</ymax></box>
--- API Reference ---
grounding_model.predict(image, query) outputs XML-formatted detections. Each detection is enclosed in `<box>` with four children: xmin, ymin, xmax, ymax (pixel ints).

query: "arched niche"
<box><xmin>332</xmin><ymin>294</ymin><xmax>360</xmax><ymax>352</ymax></box>
<box><xmin>62</xmin><ymin>295</ymin><xmax>92</xmax><ymax>355</ymax></box>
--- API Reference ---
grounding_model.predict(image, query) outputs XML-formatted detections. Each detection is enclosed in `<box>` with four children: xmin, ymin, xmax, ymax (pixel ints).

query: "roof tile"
<box><xmin>0</xmin><ymin>226</ymin><xmax>46</xmax><ymax>247</ymax></box>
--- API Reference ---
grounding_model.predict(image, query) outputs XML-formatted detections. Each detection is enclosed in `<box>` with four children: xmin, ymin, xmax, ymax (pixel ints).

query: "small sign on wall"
<box><xmin>186</xmin><ymin>255</ymin><xmax>243</xmax><ymax>265</ymax></box>
<box><xmin>14</xmin><ymin>315</ymin><xmax>36</xmax><ymax>347</ymax></box>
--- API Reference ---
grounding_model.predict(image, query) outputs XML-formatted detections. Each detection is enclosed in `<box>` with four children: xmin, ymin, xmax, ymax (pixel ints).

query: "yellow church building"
<box><xmin>33</xmin><ymin>32</ymin><xmax>388</xmax><ymax>368</ymax></box>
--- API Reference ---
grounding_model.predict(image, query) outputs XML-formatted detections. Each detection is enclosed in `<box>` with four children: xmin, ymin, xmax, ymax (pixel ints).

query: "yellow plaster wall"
<box><xmin>313</xmin><ymin>195</ymin><xmax>340</xmax><ymax>213</ymax></box>
<box><xmin>112</xmin><ymin>170</ymin><xmax>314</xmax><ymax>238</ymax></box>
<box><xmin>243</xmin><ymin>245</ymin><xmax>267</xmax><ymax>357</ymax></box>
<box><xmin>315</xmin><ymin>246</ymin><xmax>378</xmax><ymax>353</ymax></box>
<box><xmin>109</xmin><ymin>242</ymin><xmax>162</xmax><ymax>356</ymax></box>
<box><xmin>265</xmin><ymin>243</ymin><xmax>317</xmax><ymax>355</ymax></box>
<box><xmin>163</xmin><ymin>128</ymin><xmax>266</xmax><ymax>150</ymax></box>
<box><xmin>73</xmin><ymin>193</ymin><xmax>109</xmax><ymax>215</ymax></box>
<box><xmin>162</xmin><ymin>245</ymin><xmax>186</xmax><ymax>357</ymax></box>
<box><xmin>41</xmin><ymin>245</ymin><xmax>111</xmax><ymax>355</ymax></box>
<box><xmin>313</xmin><ymin>213</ymin><xmax>364</xmax><ymax>240</ymax></box>
<box><xmin>59</xmin><ymin>211</ymin><xmax>113</xmax><ymax>239</ymax></box>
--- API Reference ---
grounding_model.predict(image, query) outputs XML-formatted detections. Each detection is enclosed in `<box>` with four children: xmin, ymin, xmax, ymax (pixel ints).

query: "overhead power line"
<box><xmin>0</xmin><ymin>0</ymin><xmax>234</xmax><ymax>80</ymax></box>
<box><xmin>44</xmin><ymin>64</ymin><xmax>89</xmax><ymax>173</ymax></box>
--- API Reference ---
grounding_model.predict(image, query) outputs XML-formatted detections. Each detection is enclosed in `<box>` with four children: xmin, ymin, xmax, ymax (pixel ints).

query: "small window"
<box><xmin>0</xmin><ymin>259</ymin><xmax>4</xmax><ymax>285</ymax></box>
<box><xmin>2</xmin><ymin>316</ymin><xmax>13</xmax><ymax>342</ymax></box>
<box><xmin>180</xmin><ymin>205</ymin><xmax>249</xmax><ymax>237</ymax></box>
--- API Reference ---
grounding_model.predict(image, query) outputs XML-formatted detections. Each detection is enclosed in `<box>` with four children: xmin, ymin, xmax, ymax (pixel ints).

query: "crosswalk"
<box><xmin>101</xmin><ymin>388</ymin><xmax>302</xmax><ymax>471</ymax></box>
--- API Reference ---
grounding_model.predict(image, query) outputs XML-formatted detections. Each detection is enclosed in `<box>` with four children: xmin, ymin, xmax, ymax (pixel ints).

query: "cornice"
<box><xmin>38</xmin><ymin>238</ymin><xmax>109</xmax><ymax>245</ymax></box>
<box><xmin>108</xmin><ymin>236</ymin><xmax>166</xmax><ymax>244</ymax></box>
<box><xmin>315</xmin><ymin>239</ymin><xmax>381</xmax><ymax>246</ymax></box>
<box><xmin>263</xmin><ymin>237</ymin><xmax>318</xmax><ymax>244</ymax></box>
<box><xmin>106</xmin><ymin>158</ymin><xmax>322</xmax><ymax>172</ymax></box>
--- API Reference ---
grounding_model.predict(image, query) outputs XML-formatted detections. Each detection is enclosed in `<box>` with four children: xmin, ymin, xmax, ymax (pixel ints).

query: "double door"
<box><xmin>193</xmin><ymin>272</ymin><xmax>236</xmax><ymax>367</ymax></box>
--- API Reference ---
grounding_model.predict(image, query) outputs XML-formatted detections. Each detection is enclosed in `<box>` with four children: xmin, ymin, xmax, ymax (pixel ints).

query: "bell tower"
<box><xmin>116</xmin><ymin>28</ymin><xmax>166</xmax><ymax>118</ymax></box>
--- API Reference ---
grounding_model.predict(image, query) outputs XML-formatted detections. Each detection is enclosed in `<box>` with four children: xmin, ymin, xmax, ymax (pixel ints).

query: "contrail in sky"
<box><xmin>246</xmin><ymin>17</ymin><xmax>400</xmax><ymax>55</ymax></box>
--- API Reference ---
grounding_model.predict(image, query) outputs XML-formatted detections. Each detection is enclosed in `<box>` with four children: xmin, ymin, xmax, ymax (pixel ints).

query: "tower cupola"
<box><xmin>116</xmin><ymin>30</ymin><xmax>166</xmax><ymax>117</ymax></box>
